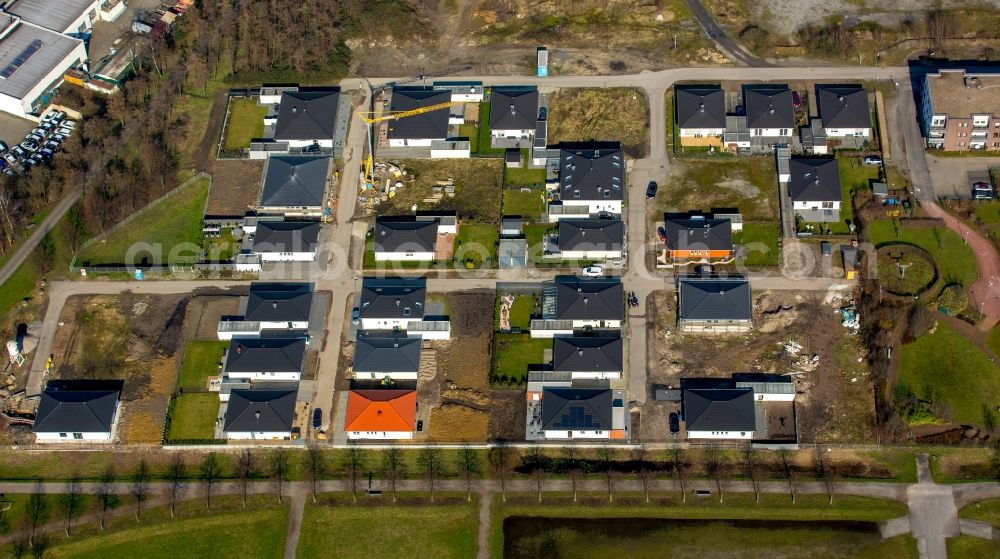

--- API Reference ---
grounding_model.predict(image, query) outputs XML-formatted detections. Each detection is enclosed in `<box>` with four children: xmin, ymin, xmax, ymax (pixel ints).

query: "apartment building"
<box><xmin>920</xmin><ymin>68</ymin><xmax>1000</xmax><ymax>151</ymax></box>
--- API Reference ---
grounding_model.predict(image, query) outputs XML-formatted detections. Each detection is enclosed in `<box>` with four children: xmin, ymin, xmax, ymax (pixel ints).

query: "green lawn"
<box><xmin>477</xmin><ymin>99</ymin><xmax>505</xmax><ymax>155</ymax></box>
<box><xmin>508</xmin><ymin>295</ymin><xmax>534</xmax><ymax>330</ymax></box>
<box><xmin>222</xmin><ymin>98</ymin><xmax>267</xmax><ymax>150</ymax></box>
<box><xmin>503</xmin><ymin>165</ymin><xmax>546</xmax><ymax>188</ymax></box>
<box><xmin>178</xmin><ymin>340</ymin><xmax>227</xmax><ymax>390</ymax></box>
<box><xmin>492</xmin><ymin>333</ymin><xmax>549</xmax><ymax>386</ymax></box>
<box><xmin>203</xmin><ymin>228</ymin><xmax>239</xmax><ymax>261</ymax></box>
<box><xmin>976</xmin><ymin>201</ymin><xmax>1000</xmax><ymax>227</ymax></box>
<box><xmin>503</xmin><ymin>188</ymin><xmax>546</xmax><ymax>219</ymax></box>
<box><xmin>458</xmin><ymin>122</ymin><xmax>479</xmax><ymax>153</ymax></box>
<box><xmin>960</xmin><ymin>498</ymin><xmax>1000</xmax><ymax>527</ymax></box>
<box><xmin>297</xmin><ymin>500</ymin><xmax>478</xmax><ymax>559</ymax></box>
<box><xmin>896</xmin><ymin>321</ymin><xmax>1000</xmax><ymax>426</ymax></box>
<box><xmin>0</xmin><ymin>257</ymin><xmax>39</xmax><ymax>316</ymax></box>
<box><xmin>492</xmin><ymin>494</ymin><xmax>911</xmax><ymax>559</ymax></box>
<box><xmin>77</xmin><ymin>178</ymin><xmax>210</xmax><ymax>266</ymax></box>
<box><xmin>989</xmin><ymin>327</ymin><xmax>1000</xmax><ymax>356</ymax></box>
<box><xmin>867</xmin><ymin>220</ymin><xmax>979</xmax><ymax>288</ymax></box>
<box><xmin>455</xmin><ymin>223</ymin><xmax>499</xmax><ymax>268</ymax></box>
<box><xmin>947</xmin><ymin>536</ymin><xmax>1000</xmax><ymax>559</ymax></box>
<box><xmin>733</xmin><ymin>222</ymin><xmax>780</xmax><ymax>267</ymax></box>
<box><xmin>524</xmin><ymin>223</ymin><xmax>556</xmax><ymax>263</ymax></box>
<box><xmin>167</xmin><ymin>393</ymin><xmax>219</xmax><ymax>440</ymax></box>
<box><xmin>47</xmin><ymin>504</ymin><xmax>286</xmax><ymax>559</ymax></box>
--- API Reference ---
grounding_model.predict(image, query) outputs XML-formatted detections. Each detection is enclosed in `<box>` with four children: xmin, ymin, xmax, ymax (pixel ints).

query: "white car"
<box><xmin>582</xmin><ymin>265</ymin><xmax>604</xmax><ymax>277</ymax></box>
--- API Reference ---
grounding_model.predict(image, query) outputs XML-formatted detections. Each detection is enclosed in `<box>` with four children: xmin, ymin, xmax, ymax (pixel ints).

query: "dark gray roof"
<box><xmin>552</xmin><ymin>336</ymin><xmax>623</xmax><ymax>372</ymax></box>
<box><xmin>387</xmin><ymin>87</ymin><xmax>450</xmax><ymax>140</ymax></box>
<box><xmin>558</xmin><ymin>147</ymin><xmax>625</xmax><ymax>201</ymax></box>
<box><xmin>541</xmin><ymin>387</ymin><xmax>613</xmax><ymax>431</ymax></box>
<box><xmin>353</xmin><ymin>335</ymin><xmax>422</xmax><ymax>373</ymax></box>
<box><xmin>34</xmin><ymin>389</ymin><xmax>119</xmax><ymax>434</ymax></box>
<box><xmin>683</xmin><ymin>388</ymin><xmax>755</xmax><ymax>432</ymax></box>
<box><xmin>788</xmin><ymin>158</ymin><xmax>841</xmax><ymax>202</ymax></box>
<box><xmin>490</xmin><ymin>86</ymin><xmax>538</xmax><ymax>130</ymax></box>
<box><xmin>743</xmin><ymin>85</ymin><xmax>794</xmax><ymax>129</ymax></box>
<box><xmin>359</xmin><ymin>277</ymin><xmax>426</xmax><ymax>319</ymax></box>
<box><xmin>675</xmin><ymin>85</ymin><xmax>726</xmax><ymax>129</ymax></box>
<box><xmin>273</xmin><ymin>89</ymin><xmax>340</xmax><ymax>141</ymax></box>
<box><xmin>225</xmin><ymin>338</ymin><xmax>306</xmax><ymax>373</ymax></box>
<box><xmin>0</xmin><ymin>19</ymin><xmax>83</xmax><ymax>99</ymax></box>
<box><xmin>224</xmin><ymin>389</ymin><xmax>297</xmax><ymax>433</ymax></box>
<box><xmin>374</xmin><ymin>217</ymin><xmax>439</xmax><ymax>253</ymax></box>
<box><xmin>816</xmin><ymin>85</ymin><xmax>871</xmax><ymax>129</ymax></box>
<box><xmin>260</xmin><ymin>156</ymin><xmax>330</xmax><ymax>208</ymax></box>
<box><xmin>245</xmin><ymin>283</ymin><xmax>313</xmax><ymax>323</ymax></box>
<box><xmin>555</xmin><ymin>276</ymin><xmax>623</xmax><ymax>321</ymax></box>
<box><xmin>678</xmin><ymin>275</ymin><xmax>752</xmax><ymax>322</ymax></box>
<box><xmin>664</xmin><ymin>216</ymin><xmax>733</xmax><ymax>252</ymax></box>
<box><xmin>558</xmin><ymin>219</ymin><xmax>623</xmax><ymax>251</ymax></box>
<box><xmin>253</xmin><ymin>221</ymin><xmax>320</xmax><ymax>253</ymax></box>
<box><xmin>6</xmin><ymin>0</ymin><xmax>93</xmax><ymax>32</ymax></box>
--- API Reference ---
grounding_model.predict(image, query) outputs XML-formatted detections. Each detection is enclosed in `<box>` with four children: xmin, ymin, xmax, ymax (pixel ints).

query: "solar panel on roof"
<box><xmin>1</xmin><ymin>39</ymin><xmax>43</xmax><ymax>79</ymax></box>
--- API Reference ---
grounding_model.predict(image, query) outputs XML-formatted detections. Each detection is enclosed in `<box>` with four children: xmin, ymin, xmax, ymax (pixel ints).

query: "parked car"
<box><xmin>43</xmin><ymin>141</ymin><xmax>60</xmax><ymax>152</ymax></box>
<box><xmin>669</xmin><ymin>412</ymin><xmax>680</xmax><ymax>435</ymax></box>
<box><xmin>657</xmin><ymin>226</ymin><xmax>667</xmax><ymax>242</ymax></box>
<box><xmin>21</xmin><ymin>159</ymin><xmax>34</xmax><ymax>172</ymax></box>
<box><xmin>20</xmin><ymin>141</ymin><xmax>37</xmax><ymax>152</ymax></box>
<box><xmin>972</xmin><ymin>181</ymin><xmax>994</xmax><ymax>200</ymax></box>
<box><xmin>582</xmin><ymin>265</ymin><xmax>604</xmax><ymax>277</ymax></box>
<box><xmin>863</xmin><ymin>155</ymin><xmax>882</xmax><ymax>166</ymax></box>
<box><xmin>10</xmin><ymin>146</ymin><xmax>26</xmax><ymax>159</ymax></box>
<box><xmin>646</xmin><ymin>180</ymin><xmax>658</xmax><ymax>199</ymax></box>
<box><xmin>3</xmin><ymin>153</ymin><xmax>17</xmax><ymax>166</ymax></box>
<box><xmin>31</xmin><ymin>128</ymin><xmax>46</xmax><ymax>138</ymax></box>
<box><xmin>0</xmin><ymin>140</ymin><xmax>7</xmax><ymax>154</ymax></box>
<box><xmin>56</xmin><ymin>127</ymin><xmax>73</xmax><ymax>137</ymax></box>
<box><xmin>39</xmin><ymin>122</ymin><xmax>54</xmax><ymax>133</ymax></box>
<box><xmin>792</xmin><ymin>90</ymin><xmax>802</xmax><ymax>108</ymax></box>
<box><xmin>60</xmin><ymin>120</ymin><xmax>76</xmax><ymax>129</ymax></box>
<box><xmin>821</xmin><ymin>241</ymin><xmax>831</xmax><ymax>257</ymax></box>
<box><xmin>30</xmin><ymin>152</ymin><xmax>44</xmax><ymax>164</ymax></box>
<box><xmin>0</xmin><ymin>159</ymin><xmax>7</xmax><ymax>170</ymax></box>
<box><xmin>51</xmin><ymin>111</ymin><xmax>66</xmax><ymax>124</ymax></box>
<box><xmin>2</xmin><ymin>168</ymin><xmax>14</xmax><ymax>178</ymax></box>
<box><xmin>312</xmin><ymin>408</ymin><xmax>322</xmax><ymax>430</ymax></box>
<box><xmin>38</xmin><ymin>148</ymin><xmax>54</xmax><ymax>160</ymax></box>
<box><xmin>538</xmin><ymin>106</ymin><xmax>547</xmax><ymax>120</ymax></box>
<box><xmin>26</xmin><ymin>133</ymin><xmax>43</xmax><ymax>144</ymax></box>
<box><xmin>41</xmin><ymin>112</ymin><xmax>56</xmax><ymax>123</ymax></box>
<box><xmin>351</xmin><ymin>307</ymin><xmax>360</xmax><ymax>325</ymax></box>
<box><xmin>50</xmin><ymin>133</ymin><xmax>66</xmax><ymax>143</ymax></box>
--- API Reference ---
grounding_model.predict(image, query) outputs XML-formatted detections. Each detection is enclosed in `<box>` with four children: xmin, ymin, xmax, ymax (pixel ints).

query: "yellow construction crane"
<box><xmin>355</xmin><ymin>100</ymin><xmax>460</xmax><ymax>185</ymax></box>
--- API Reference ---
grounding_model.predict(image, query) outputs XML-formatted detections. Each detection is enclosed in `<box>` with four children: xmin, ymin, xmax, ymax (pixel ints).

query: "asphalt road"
<box><xmin>0</xmin><ymin>189</ymin><xmax>80</xmax><ymax>289</ymax></box>
<box><xmin>684</xmin><ymin>0</ymin><xmax>770</xmax><ymax>67</ymax></box>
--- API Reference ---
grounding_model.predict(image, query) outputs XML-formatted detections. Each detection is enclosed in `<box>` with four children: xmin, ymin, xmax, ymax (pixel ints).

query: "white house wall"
<box><xmin>353</xmin><ymin>372</ymin><xmax>419</xmax><ymax>381</ymax></box>
<box><xmin>825</xmin><ymin>128</ymin><xmax>870</xmax><ymax>138</ymax></box>
<box><xmin>225</xmin><ymin>371</ymin><xmax>301</xmax><ymax>381</ymax></box>
<box><xmin>360</xmin><ymin>318</ymin><xmax>418</xmax><ymax>331</ymax></box>
<box><xmin>491</xmin><ymin>129</ymin><xmax>533</xmax><ymax>139</ymax></box>
<box><xmin>560</xmin><ymin>249</ymin><xmax>623</xmax><ymax>261</ymax></box>
<box><xmin>388</xmin><ymin>138</ymin><xmax>435</xmax><ymax>147</ymax></box>
<box><xmin>226</xmin><ymin>430</ymin><xmax>291</xmax><ymax>440</ymax></box>
<box><xmin>569</xmin><ymin>371</ymin><xmax>623</xmax><ymax>380</ymax></box>
<box><xmin>560</xmin><ymin>200</ymin><xmax>623</xmax><ymax>216</ymax></box>
<box><xmin>258</xmin><ymin>252</ymin><xmax>316</xmax><ymax>262</ymax></box>
<box><xmin>750</xmin><ymin>128</ymin><xmax>792</xmax><ymax>137</ymax></box>
<box><xmin>36</xmin><ymin>431</ymin><xmax>112</xmax><ymax>442</ymax></box>
<box><xmin>686</xmin><ymin>430</ymin><xmax>754</xmax><ymax>440</ymax></box>
<box><xmin>347</xmin><ymin>431</ymin><xmax>415</xmax><ymax>440</ymax></box>
<box><xmin>679</xmin><ymin>128</ymin><xmax>724</xmax><ymax>137</ymax></box>
<box><xmin>543</xmin><ymin>430</ymin><xmax>610</xmax><ymax>439</ymax></box>
<box><xmin>793</xmin><ymin>201</ymin><xmax>841</xmax><ymax>211</ymax></box>
<box><xmin>375</xmin><ymin>251</ymin><xmax>435</xmax><ymax>261</ymax></box>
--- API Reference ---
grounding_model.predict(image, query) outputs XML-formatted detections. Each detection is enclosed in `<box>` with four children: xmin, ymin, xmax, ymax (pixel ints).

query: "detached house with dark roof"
<box><xmin>549</xmin><ymin>146</ymin><xmax>625</xmax><ymax>221</ymax></box>
<box><xmin>258</xmin><ymin>155</ymin><xmax>330</xmax><ymax>217</ymax></box>
<box><xmin>490</xmin><ymin>86</ymin><xmax>538</xmax><ymax>142</ymax></box>
<box><xmin>252</xmin><ymin>220</ymin><xmax>320</xmax><ymax>262</ymax></box>
<box><xmin>272</xmin><ymin>88</ymin><xmax>341</xmax><ymax>148</ymax></box>
<box><xmin>662</xmin><ymin>212</ymin><xmax>734</xmax><ymax>264</ymax></box>
<box><xmin>532</xmin><ymin>276</ymin><xmax>624</xmax><ymax>338</ymax></box>
<box><xmin>556</xmin><ymin>218</ymin><xmax>624</xmax><ymax>261</ymax></box>
<box><xmin>217</xmin><ymin>282</ymin><xmax>314</xmax><ymax>340</ymax></box>
<box><xmin>816</xmin><ymin>84</ymin><xmax>871</xmax><ymax>139</ymax></box>
<box><xmin>223</xmin><ymin>338</ymin><xmax>306</xmax><ymax>381</ymax></box>
<box><xmin>552</xmin><ymin>335</ymin><xmax>623</xmax><ymax>380</ymax></box>
<box><xmin>352</xmin><ymin>334</ymin><xmax>422</xmax><ymax>380</ymax></box>
<box><xmin>677</xmin><ymin>274</ymin><xmax>752</xmax><ymax>334</ymax></box>
<box><xmin>344</xmin><ymin>389</ymin><xmax>417</xmax><ymax>440</ymax></box>
<box><xmin>675</xmin><ymin>85</ymin><xmax>726</xmax><ymax>147</ymax></box>
<box><xmin>33</xmin><ymin>382</ymin><xmax>122</xmax><ymax>442</ymax></box>
<box><xmin>682</xmin><ymin>387</ymin><xmax>755</xmax><ymax>439</ymax></box>
<box><xmin>743</xmin><ymin>84</ymin><xmax>794</xmax><ymax>147</ymax></box>
<box><xmin>539</xmin><ymin>387</ymin><xmax>624</xmax><ymax>439</ymax></box>
<box><xmin>373</xmin><ymin>215</ymin><xmax>455</xmax><ymax>262</ymax></box>
<box><xmin>787</xmin><ymin>157</ymin><xmax>842</xmax><ymax>222</ymax></box>
<box><xmin>387</xmin><ymin>87</ymin><xmax>451</xmax><ymax>147</ymax></box>
<box><xmin>223</xmin><ymin>388</ymin><xmax>297</xmax><ymax>440</ymax></box>
<box><xmin>357</xmin><ymin>277</ymin><xmax>450</xmax><ymax>339</ymax></box>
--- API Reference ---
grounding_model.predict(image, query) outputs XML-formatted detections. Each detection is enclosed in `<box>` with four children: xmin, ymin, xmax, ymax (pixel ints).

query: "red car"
<box><xmin>792</xmin><ymin>91</ymin><xmax>802</xmax><ymax>108</ymax></box>
<box><xmin>657</xmin><ymin>226</ymin><xmax>667</xmax><ymax>242</ymax></box>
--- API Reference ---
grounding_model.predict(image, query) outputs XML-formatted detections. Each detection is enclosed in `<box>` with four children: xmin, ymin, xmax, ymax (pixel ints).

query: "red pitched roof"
<box><xmin>344</xmin><ymin>389</ymin><xmax>416</xmax><ymax>433</ymax></box>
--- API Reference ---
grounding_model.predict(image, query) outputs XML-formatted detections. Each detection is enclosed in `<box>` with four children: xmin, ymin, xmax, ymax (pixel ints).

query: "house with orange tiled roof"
<box><xmin>344</xmin><ymin>389</ymin><xmax>417</xmax><ymax>440</ymax></box>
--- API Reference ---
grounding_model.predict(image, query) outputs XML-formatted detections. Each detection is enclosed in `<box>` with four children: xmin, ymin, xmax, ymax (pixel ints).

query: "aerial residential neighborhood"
<box><xmin>3</xmin><ymin>0</ymin><xmax>1000</xmax><ymax>557</ymax></box>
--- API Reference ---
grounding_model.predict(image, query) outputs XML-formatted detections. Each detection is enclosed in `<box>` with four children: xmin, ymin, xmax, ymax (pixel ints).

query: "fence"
<box><xmin>70</xmin><ymin>172</ymin><xmax>212</xmax><ymax>269</ymax></box>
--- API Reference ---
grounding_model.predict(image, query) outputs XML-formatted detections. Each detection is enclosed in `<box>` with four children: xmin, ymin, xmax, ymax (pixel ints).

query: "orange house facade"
<box><xmin>661</xmin><ymin>212</ymin><xmax>735</xmax><ymax>265</ymax></box>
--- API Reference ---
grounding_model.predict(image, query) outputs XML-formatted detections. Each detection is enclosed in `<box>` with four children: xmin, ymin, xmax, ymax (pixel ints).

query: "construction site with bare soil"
<box><xmin>640</xmin><ymin>286</ymin><xmax>874</xmax><ymax>445</ymax></box>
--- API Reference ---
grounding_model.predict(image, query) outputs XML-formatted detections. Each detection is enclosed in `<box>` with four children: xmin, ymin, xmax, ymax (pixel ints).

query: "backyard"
<box><xmin>167</xmin><ymin>392</ymin><xmax>219</xmax><ymax>440</ymax></box>
<box><xmin>867</xmin><ymin>220</ymin><xmax>978</xmax><ymax>289</ymax></box>
<box><xmin>178</xmin><ymin>340</ymin><xmax>227</xmax><ymax>390</ymax></box>
<box><xmin>502</xmin><ymin>188</ymin><xmax>546</xmax><ymax>220</ymax></box>
<box><xmin>547</xmin><ymin>88</ymin><xmax>650</xmax><ymax>157</ymax></box>
<box><xmin>799</xmin><ymin>157</ymin><xmax>874</xmax><ymax>234</ymax></box>
<box><xmin>455</xmin><ymin>223</ymin><xmax>499</xmax><ymax>268</ymax></box>
<box><xmin>733</xmin><ymin>223</ymin><xmax>780</xmax><ymax>267</ymax></box>
<box><xmin>503</xmin><ymin>162</ymin><xmax>546</xmax><ymax>188</ymax></box>
<box><xmin>221</xmin><ymin>98</ymin><xmax>267</xmax><ymax>150</ymax></box>
<box><xmin>896</xmin><ymin>321</ymin><xmax>1000</xmax><ymax>426</ymax></box>
<box><xmin>297</xmin><ymin>497</ymin><xmax>478</xmax><ymax>559</ymax></box>
<box><xmin>492</xmin><ymin>333</ymin><xmax>549</xmax><ymax>386</ymax></box>
<box><xmin>377</xmin><ymin>159</ymin><xmax>503</xmax><ymax>223</ymax></box>
<box><xmin>76</xmin><ymin>178</ymin><xmax>210</xmax><ymax>267</ymax></box>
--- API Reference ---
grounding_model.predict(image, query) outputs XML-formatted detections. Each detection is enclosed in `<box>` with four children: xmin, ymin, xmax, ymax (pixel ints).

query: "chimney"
<box><xmin>237</xmin><ymin>344</ymin><xmax>242</xmax><ymax>354</ymax></box>
<box><xmin>272</xmin><ymin>301</ymin><xmax>278</xmax><ymax>309</ymax></box>
<box><xmin>254</xmin><ymin>411</ymin><xmax>261</xmax><ymax>419</ymax></box>
<box><xmin>377</xmin><ymin>410</ymin><xmax>383</xmax><ymax>417</ymax></box>
<box><xmin>510</xmin><ymin>103</ymin><xmax>516</xmax><ymax>115</ymax></box>
<box><xmin>583</xmin><ymin>297</ymin><xmax>589</xmax><ymax>304</ymax></box>
<box><xmin>578</xmin><ymin>349</ymin><xmax>584</xmax><ymax>357</ymax></box>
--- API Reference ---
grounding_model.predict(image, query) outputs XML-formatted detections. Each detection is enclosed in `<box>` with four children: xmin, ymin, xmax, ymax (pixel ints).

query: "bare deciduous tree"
<box><xmin>418</xmin><ymin>447</ymin><xmax>442</xmax><ymax>503</ymax></box>
<box><xmin>236</xmin><ymin>449</ymin><xmax>257</xmax><ymax>507</ymax></box>
<box><xmin>457</xmin><ymin>445</ymin><xmax>480</xmax><ymax>502</ymax></box>
<box><xmin>201</xmin><ymin>452</ymin><xmax>222</xmax><ymax>511</ymax></box>
<box><xmin>58</xmin><ymin>477</ymin><xmax>84</xmax><ymax>536</ymax></box>
<box><xmin>303</xmin><ymin>445</ymin><xmax>326</xmax><ymax>503</ymax></box>
<box><xmin>131</xmin><ymin>460</ymin><xmax>150</xmax><ymax>522</ymax></box>
<box><xmin>345</xmin><ymin>446</ymin><xmax>364</xmax><ymax>502</ymax></box>
<box><xmin>705</xmin><ymin>446</ymin><xmax>728</xmax><ymax>503</ymax></box>
<box><xmin>489</xmin><ymin>446</ymin><xmax>512</xmax><ymax>503</ymax></box>
<box><xmin>598</xmin><ymin>446</ymin><xmax>616</xmax><ymax>503</ymax></box>
<box><xmin>633</xmin><ymin>447</ymin><xmax>655</xmax><ymax>504</ymax></box>
<box><xmin>26</xmin><ymin>483</ymin><xmax>47</xmax><ymax>546</ymax></box>
<box><xmin>166</xmin><ymin>454</ymin><xmax>187</xmax><ymax>518</ymax></box>
<box><xmin>777</xmin><ymin>449</ymin><xmax>797</xmax><ymax>503</ymax></box>
<box><xmin>672</xmin><ymin>447</ymin><xmax>689</xmax><ymax>502</ymax></box>
<box><xmin>383</xmin><ymin>445</ymin><xmax>404</xmax><ymax>503</ymax></box>
<box><xmin>813</xmin><ymin>447</ymin><xmax>836</xmax><ymax>504</ymax></box>
<box><xmin>95</xmin><ymin>465</ymin><xmax>117</xmax><ymax>530</ymax></box>
<box><xmin>742</xmin><ymin>447</ymin><xmax>762</xmax><ymax>503</ymax></box>
<box><xmin>270</xmin><ymin>448</ymin><xmax>291</xmax><ymax>504</ymax></box>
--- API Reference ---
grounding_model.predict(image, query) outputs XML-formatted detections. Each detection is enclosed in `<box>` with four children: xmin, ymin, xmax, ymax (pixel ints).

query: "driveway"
<box><xmin>925</xmin><ymin>155</ymin><xmax>1000</xmax><ymax>200</ymax></box>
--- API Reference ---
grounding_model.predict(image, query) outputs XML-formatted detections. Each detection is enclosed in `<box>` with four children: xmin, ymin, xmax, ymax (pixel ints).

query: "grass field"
<box><xmin>477</xmin><ymin>101</ymin><xmax>506</xmax><ymax>155</ymax></box>
<box><xmin>960</xmin><ymin>498</ymin><xmax>1000</xmax><ymax>527</ymax></box>
<box><xmin>947</xmin><ymin>536</ymin><xmax>1000</xmax><ymax>559</ymax></box>
<box><xmin>897</xmin><ymin>321</ymin><xmax>1000</xmax><ymax>426</ymax></box>
<box><xmin>659</xmin><ymin>158</ymin><xmax>777</xmax><ymax>221</ymax></box>
<box><xmin>491</xmin><ymin>493</ymin><xmax>911</xmax><ymax>559</ymax></box>
<box><xmin>734</xmin><ymin>222</ymin><xmax>780</xmax><ymax>267</ymax></box>
<box><xmin>547</xmin><ymin>88</ymin><xmax>649</xmax><ymax>157</ymax></box>
<box><xmin>458</xmin><ymin>122</ymin><xmax>479</xmax><ymax>153</ymax></box>
<box><xmin>524</xmin><ymin>223</ymin><xmax>556</xmax><ymax>263</ymax></box>
<box><xmin>876</xmin><ymin>252</ymin><xmax>935</xmax><ymax>295</ymax></box>
<box><xmin>492</xmin><ymin>333</ymin><xmax>549</xmax><ymax>386</ymax></box>
<box><xmin>222</xmin><ymin>98</ymin><xmax>267</xmax><ymax>150</ymax></box>
<box><xmin>502</xmin><ymin>188</ymin><xmax>546</xmax><ymax>220</ymax></box>
<box><xmin>47</xmin><ymin>502</ymin><xmax>286</xmax><ymax>558</ymax></box>
<box><xmin>504</xmin><ymin>165</ymin><xmax>546</xmax><ymax>188</ymax></box>
<box><xmin>77</xmin><ymin>179</ymin><xmax>210</xmax><ymax>266</ymax></box>
<box><xmin>203</xmin><ymin>228</ymin><xmax>239</xmax><ymax>261</ymax></box>
<box><xmin>867</xmin><ymin>220</ymin><xmax>978</xmax><ymax>288</ymax></box>
<box><xmin>508</xmin><ymin>295</ymin><xmax>534</xmax><ymax>330</ymax></box>
<box><xmin>167</xmin><ymin>393</ymin><xmax>219</xmax><ymax>440</ymax></box>
<box><xmin>297</xmin><ymin>500</ymin><xmax>477</xmax><ymax>559</ymax></box>
<box><xmin>178</xmin><ymin>340</ymin><xmax>227</xmax><ymax>390</ymax></box>
<box><xmin>989</xmin><ymin>327</ymin><xmax>1000</xmax><ymax>356</ymax></box>
<box><xmin>455</xmin><ymin>223</ymin><xmax>499</xmax><ymax>268</ymax></box>
<box><xmin>976</xmin><ymin>202</ymin><xmax>1000</xmax><ymax>227</ymax></box>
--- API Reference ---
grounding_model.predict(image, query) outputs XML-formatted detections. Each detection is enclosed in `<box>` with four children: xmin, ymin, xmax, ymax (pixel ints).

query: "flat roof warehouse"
<box><xmin>0</xmin><ymin>16</ymin><xmax>83</xmax><ymax>99</ymax></box>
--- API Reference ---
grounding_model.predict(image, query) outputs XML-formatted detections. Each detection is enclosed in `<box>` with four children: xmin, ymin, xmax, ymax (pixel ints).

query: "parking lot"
<box><xmin>1</xmin><ymin>110</ymin><xmax>76</xmax><ymax>176</ymax></box>
<box><xmin>926</xmin><ymin>154</ymin><xmax>1000</xmax><ymax>199</ymax></box>
<box><xmin>0</xmin><ymin>112</ymin><xmax>35</xmax><ymax>150</ymax></box>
